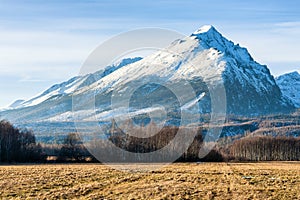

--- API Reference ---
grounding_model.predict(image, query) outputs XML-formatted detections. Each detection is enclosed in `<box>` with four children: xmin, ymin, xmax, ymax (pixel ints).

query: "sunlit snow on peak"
<box><xmin>193</xmin><ymin>25</ymin><xmax>215</xmax><ymax>34</ymax></box>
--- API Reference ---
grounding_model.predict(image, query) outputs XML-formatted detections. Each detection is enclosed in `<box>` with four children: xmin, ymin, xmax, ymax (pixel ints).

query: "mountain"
<box><xmin>8</xmin><ymin>57</ymin><xmax>143</xmax><ymax>109</ymax></box>
<box><xmin>0</xmin><ymin>25</ymin><xmax>295</xmax><ymax>141</ymax></box>
<box><xmin>276</xmin><ymin>71</ymin><xmax>300</xmax><ymax>108</ymax></box>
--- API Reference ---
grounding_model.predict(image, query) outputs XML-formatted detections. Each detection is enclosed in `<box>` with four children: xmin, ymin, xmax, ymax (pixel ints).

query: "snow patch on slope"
<box><xmin>182</xmin><ymin>92</ymin><xmax>205</xmax><ymax>110</ymax></box>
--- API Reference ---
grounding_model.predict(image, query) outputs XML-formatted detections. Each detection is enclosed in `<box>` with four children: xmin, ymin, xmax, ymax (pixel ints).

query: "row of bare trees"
<box><xmin>107</xmin><ymin>121</ymin><xmax>300</xmax><ymax>162</ymax></box>
<box><xmin>1</xmin><ymin>119</ymin><xmax>299</xmax><ymax>162</ymax></box>
<box><xmin>230</xmin><ymin>136</ymin><xmax>300</xmax><ymax>161</ymax></box>
<box><xmin>0</xmin><ymin>120</ymin><xmax>44</xmax><ymax>162</ymax></box>
<box><xmin>106</xmin><ymin>125</ymin><xmax>204</xmax><ymax>162</ymax></box>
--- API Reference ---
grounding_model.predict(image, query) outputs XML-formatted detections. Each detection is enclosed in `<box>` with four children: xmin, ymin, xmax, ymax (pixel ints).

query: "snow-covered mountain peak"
<box><xmin>276</xmin><ymin>70</ymin><xmax>300</xmax><ymax>108</ymax></box>
<box><xmin>276</xmin><ymin>71</ymin><xmax>300</xmax><ymax>84</ymax></box>
<box><xmin>191</xmin><ymin>25</ymin><xmax>222</xmax><ymax>42</ymax></box>
<box><xmin>193</xmin><ymin>25</ymin><xmax>215</xmax><ymax>34</ymax></box>
<box><xmin>279</xmin><ymin>71</ymin><xmax>299</xmax><ymax>79</ymax></box>
<box><xmin>190</xmin><ymin>25</ymin><xmax>254</xmax><ymax>65</ymax></box>
<box><xmin>291</xmin><ymin>71</ymin><xmax>300</xmax><ymax>76</ymax></box>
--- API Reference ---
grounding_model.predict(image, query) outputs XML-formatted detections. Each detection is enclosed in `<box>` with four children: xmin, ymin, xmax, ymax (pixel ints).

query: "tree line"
<box><xmin>230</xmin><ymin>136</ymin><xmax>300</xmax><ymax>161</ymax></box>
<box><xmin>0</xmin><ymin>120</ymin><xmax>93</xmax><ymax>163</ymax></box>
<box><xmin>106</xmin><ymin>121</ymin><xmax>300</xmax><ymax>162</ymax></box>
<box><xmin>0</xmin><ymin>120</ymin><xmax>43</xmax><ymax>162</ymax></box>
<box><xmin>0</xmin><ymin>120</ymin><xmax>299</xmax><ymax>162</ymax></box>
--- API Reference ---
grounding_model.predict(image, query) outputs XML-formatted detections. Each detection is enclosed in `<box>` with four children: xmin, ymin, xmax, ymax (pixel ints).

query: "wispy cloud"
<box><xmin>273</xmin><ymin>21</ymin><xmax>300</xmax><ymax>35</ymax></box>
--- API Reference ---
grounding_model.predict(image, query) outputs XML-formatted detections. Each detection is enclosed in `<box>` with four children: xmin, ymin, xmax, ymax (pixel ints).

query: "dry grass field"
<box><xmin>0</xmin><ymin>162</ymin><xmax>299</xmax><ymax>199</ymax></box>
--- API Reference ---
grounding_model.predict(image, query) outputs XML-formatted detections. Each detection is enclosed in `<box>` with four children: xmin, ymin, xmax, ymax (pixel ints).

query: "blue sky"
<box><xmin>0</xmin><ymin>0</ymin><xmax>299</xmax><ymax>107</ymax></box>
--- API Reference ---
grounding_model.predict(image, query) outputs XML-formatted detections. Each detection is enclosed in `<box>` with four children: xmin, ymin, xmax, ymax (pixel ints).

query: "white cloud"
<box><xmin>0</xmin><ymin>29</ymin><xmax>109</xmax><ymax>77</ymax></box>
<box><xmin>272</xmin><ymin>21</ymin><xmax>300</xmax><ymax>35</ymax></box>
<box><xmin>274</xmin><ymin>21</ymin><xmax>300</xmax><ymax>27</ymax></box>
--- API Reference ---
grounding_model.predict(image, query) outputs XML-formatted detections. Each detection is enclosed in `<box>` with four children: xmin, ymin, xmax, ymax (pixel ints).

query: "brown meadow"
<box><xmin>0</xmin><ymin>162</ymin><xmax>299</xmax><ymax>199</ymax></box>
